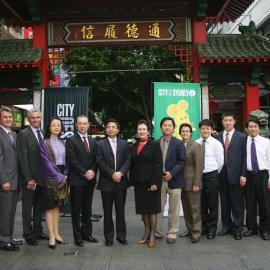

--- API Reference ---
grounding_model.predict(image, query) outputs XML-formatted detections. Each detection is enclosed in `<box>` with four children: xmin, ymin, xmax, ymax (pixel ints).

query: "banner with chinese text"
<box><xmin>47</xmin><ymin>18</ymin><xmax>191</xmax><ymax>46</ymax></box>
<box><xmin>154</xmin><ymin>82</ymin><xmax>201</xmax><ymax>140</ymax></box>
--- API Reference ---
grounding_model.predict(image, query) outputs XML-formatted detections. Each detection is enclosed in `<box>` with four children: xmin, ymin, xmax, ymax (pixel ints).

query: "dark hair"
<box><xmin>179</xmin><ymin>123</ymin><xmax>193</xmax><ymax>134</ymax></box>
<box><xmin>199</xmin><ymin>119</ymin><xmax>213</xmax><ymax>129</ymax></box>
<box><xmin>246</xmin><ymin>118</ymin><xmax>260</xmax><ymax>128</ymax></box>
<box><xmin>105</xmin><ymin>118</ymin><xmax>120</xmax><ymax>129</ymax></box>
<box><xmin>137</xmin><ymin>119</ymin><xmax>149</xmax><ymax>130</ymax></box>
<box><xmin>76</xmin><ymin>114</ymin><xmax>89</xmax><ymax>123</ymax></box>
<box><xmin>160</xmin><ymin>117</ymin><xmax>176</xmax><ymax>128</ymax></box>
<box><xmin>44</xmin><ymin>116</ymin><xmax>64</xmax><ymax>139</ymax></box>
<box><xmin>222</xmin><ymin>112</ymin><xmax>236</xmax><ymax>120</ymax></box>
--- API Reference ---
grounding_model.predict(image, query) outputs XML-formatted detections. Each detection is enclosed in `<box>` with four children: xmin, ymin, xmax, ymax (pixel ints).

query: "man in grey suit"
<box><xmin>17</xmin><ymin>110</ymin><xmax>48</xmax><ymax>245</ymax></box>
<box><xmin>0</xmin><ymin>106</ymin><xmax>20</xmax><ymax>251</ymax></box>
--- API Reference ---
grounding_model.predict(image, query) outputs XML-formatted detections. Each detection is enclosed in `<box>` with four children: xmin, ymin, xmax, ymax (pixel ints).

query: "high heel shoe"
<box><xmin>138</xmin><ymin>239</ymin><xmax>149</xmax><ymax>244</ymax></box>
<box><xmin>56</xmin><ymin>239</ymin><xmax>69</xmax><ymax>244</ymax></box>
<box><xmin>48</xmin><ymin>244</ymin><xmax>56</xmax><ymax>249</ymax></box>
<box><xmin>148</xmin><ymin>242</ymin><xmax>156</xmax><ymax>248</ymax></box>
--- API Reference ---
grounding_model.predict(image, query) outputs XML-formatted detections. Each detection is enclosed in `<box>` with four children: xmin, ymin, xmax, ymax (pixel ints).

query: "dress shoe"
<box><xmin>116</xmin><ymin>237</ymin><xmax>128</xmax><ymax>245</ymax></box>
<box><xmin>56</xmin><ymin>239</ymin><xmax>69</xmax><ymax>244</ymax></box>
<box><xmin>234</xmin><ymin>233</ymin><xmax>242</xmax><ymax>240</ymax></box>
<box><xmin>191</xmin><ymin>237</ymin><xmax>200</xmax><ymax>243</ymax></box>
<box><xmin>82</xmin><ymin>236</ymin><xmax>98</xmax><ymax>243</ymax></box>
<box><xmin>244</xmin><ymin>230</ymin><xmax>257</xmax><ymax>237</ymax></box>
<box><xmin>261</xmin><ymin>232</ymin><xmax>270</xmax><ymax>240</ymax></box>
<box><xmin>48</xmin><ymin>244</ymin><xmax>56</xmax><ymax>249</ymax></box>
<box><xmin>207</xmin><ymin>233</ymin><xmax>216</xmax><ymax>240</ymax></box>
<box><xmin>105</xmin><ymin>240</ymin><xmax>113</xmax><ymax>246</ymax></box>
<box><xmin>179</xmin><ymin>231</ymin><xmax>191</xmax><ymax>237</ymax></box>
<box><xmin>148</xmin><ymin>242</ymin><xmax>156</xmax><ymax>248</ymax></box>
<box><xmin>0</xmin><ymin>243</ymin><xmax>20</xmax><ymax>251</ymax></box>
<box><xmin>218</xmin><ymin>229</ymin><xmax>232</xmax><ymax>236</ymax></box>
<box><xmin>166</xmin><ymin>237</ymin><xmax>176</xmax><ymax>244</ymax></box>
<box><xmin>26</xmin><ymin>238</ymin><xmax>39</xmax><ymax>246</ymax></box>
<box><xmin>12</xmin><ymin>239</ymin><xmax>24</xmax><ymax>246</ymax></box>
<box><xmin>74</xmin><ymin>240</ymin><xmax>84</xmax><ymax>247</ymax></box>
<box><xmin>37</xmin><ymin>232</ymin><xmax>49</xmax><ymax>240</ymax></box>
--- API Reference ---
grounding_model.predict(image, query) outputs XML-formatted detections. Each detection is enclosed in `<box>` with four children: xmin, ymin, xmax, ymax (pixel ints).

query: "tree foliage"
<box><xmin>63</xmin><ymin>45</ymin><xmax>184</xmax><ymax>137</ymax></box>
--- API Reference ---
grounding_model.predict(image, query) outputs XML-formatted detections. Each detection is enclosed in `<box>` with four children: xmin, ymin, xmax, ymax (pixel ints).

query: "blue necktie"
<box><xmin>251</xmin><ymin>139</ymin><xmax>259</xmax><ymax>173</ymax></box>
<box><xmin>36</xmin><ymin>130</ymin><xmax>43</xmax><ymax>145</ymax></box>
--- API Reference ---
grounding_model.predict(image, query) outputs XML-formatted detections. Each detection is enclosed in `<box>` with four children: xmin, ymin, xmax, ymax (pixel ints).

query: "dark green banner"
<box><xmin>43</xmin><ymin>87</ymin><xmax>89</xmax><ymax>139</ymax></box>
<box><xmin>154</xmin><ymin>82</ymin><xmax>201</xmax><ymax>140</ymax></box>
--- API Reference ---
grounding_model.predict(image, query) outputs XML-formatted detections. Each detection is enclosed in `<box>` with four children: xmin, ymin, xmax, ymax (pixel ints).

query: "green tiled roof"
<box><xmin>0</xmin><ymin>39</ymin><xmax>43</xmax><ymax>65</ymax></box>
<box><xmin>197</xmin><ymin>34</ymin><xmax>270</xmax><ymax>62</ymax></box>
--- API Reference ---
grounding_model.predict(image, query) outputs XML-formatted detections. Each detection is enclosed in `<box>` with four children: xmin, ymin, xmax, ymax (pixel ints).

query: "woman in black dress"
<box><xmin>130</xmin><ymin>120</ymin><xmax>163</xmax><ymax>248</ymax></box>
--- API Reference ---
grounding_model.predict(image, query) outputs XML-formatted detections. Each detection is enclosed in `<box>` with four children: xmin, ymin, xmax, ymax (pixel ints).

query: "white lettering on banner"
<box><xmin>158</xmin><ymin>89</ymin><xmax>196</xmax><ymax>97</ymax></box>
<box><xmin>56</xmin><ymin>103</ymin><xmax>75</xmax><ymax>139</ymax></box>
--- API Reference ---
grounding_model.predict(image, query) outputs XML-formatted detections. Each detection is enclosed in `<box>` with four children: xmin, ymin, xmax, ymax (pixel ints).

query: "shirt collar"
<box><xmin>0</xmin><ymin>124</ymin><xmax>11</xmax><ymax>134</ymax></box>
<box><xmin>78</xmin><ymin>132</ymin><xmax>88</xmax><ymax>139</ymax></box>
<box><xmin>248</xmin><ymin>134</ymin><xmax>260</xmax><ymax>141</ymax></box>
<box><xmin>30</xmin><ymin>125</ymin><xmax>41</xmax><ymax>134</ymax></box>
<box><xmin>224</xmin><ymin>129</ymin><xmax>235</xmax><ymax>136</ymax></box>
<box><xmin>108</xmin><ymin>137</ymin><xmax>117</xmax><ymax>143</ymax></box>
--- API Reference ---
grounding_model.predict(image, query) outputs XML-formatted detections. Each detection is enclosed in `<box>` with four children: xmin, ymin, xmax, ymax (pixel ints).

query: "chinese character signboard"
<box><xmin>154</xmin><ymin>82</ymin><xmax>201</xmax><ymax>140</ymax></box>
<box><xmin>47</xmin><ymin>18</ymin><xmax>191</xmax><ymax>46</ymax></box>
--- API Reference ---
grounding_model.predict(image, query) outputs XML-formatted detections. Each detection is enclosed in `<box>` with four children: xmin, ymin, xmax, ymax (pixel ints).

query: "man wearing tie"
<box><xmin>0</xmin><ymin>106</ymin><xmax>19</xmax><ymax>251</ymax></box>
<box><xmin>242</xmin><ymin>118</ymin><xmax>270</xmax><ymax>240</ymax></box>
<box><xmin>196</xmin><ymin>119</ymin><xmax>224</xmax><ymax>240</ymax></box>
<box><xmin>96</xmin><ymin>118</ymin><xmax>130</xmax><ymax>246</ymax></box>
<box><xmin>155</xmin><ymin>117</ymin><xmax>186</xmax><ymax>244</ymax></box>
<box><xmin>216</xmin><ymin>113</ymin><xmax>246</xmax><ymax>240</ymax></box>
<box><xmin>66</xmin><ymin>115</ymin><xmax>98</xmax><ymax>246</ymax></box>
<box><xmin>17</xmin><ymin>110</ymin><xmax>48</xmax><ymax>245</ymax></box>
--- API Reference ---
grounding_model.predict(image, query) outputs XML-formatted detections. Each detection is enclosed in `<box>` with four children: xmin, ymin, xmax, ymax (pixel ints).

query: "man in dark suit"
<box><xmin>216</xmin><ymin>112</ymin><xmax>246</xmax><ymax>240</ymax></box>
<box><xmin>17</xmin><ymin>110</ymin><xmax>48</xmax><ymax>245</ymax></box>
<box><xmin>155</xmin><ymin>117</ymin><xmax>186</xmax><ymax>244</ymax></box>
<box><xmin>66</xmin><ymin>115</ymin><xmax>98</xmax><ymax>247</ymax></box>
<box><xmin>0</xmin><ymin>106</ymin><xmax>20</xmax><ymax>251</ymax></box>
<box><xmin>96</xmin><ymin>118</ymin><xmax>130</xmax><ymax>246</ymax></box>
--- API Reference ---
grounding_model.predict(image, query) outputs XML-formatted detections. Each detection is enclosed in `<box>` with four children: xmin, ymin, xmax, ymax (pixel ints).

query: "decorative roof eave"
<box><xmin>200</xmin><ymin>57</ymin><xmax>270</xmax><ymax>65</ymax></box>
<box><xmin>0</xmin><ymin>59</ymin><xmax>43</xmax><ymax>70</ymax></box>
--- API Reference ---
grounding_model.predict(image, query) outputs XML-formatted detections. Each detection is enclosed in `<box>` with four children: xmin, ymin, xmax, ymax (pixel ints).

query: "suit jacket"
<box><xmin>129</xmin><ymin>139</ymin><xmax>163</xmax><ymax>187</ymax></box>
<box><xmin>183</xmin><ymin>140</ymin><xmax>203</xmax><ymax>191</ymax></box>
<box><xmin>0</xmin><ymin>127</ymin><xmax>18</xmax><ymax>190</ymax></box>
<box><xmin>66</xmin><ymin>133</ymin><xmax>96</xmax><ymax>186</ymax></box>
<box><xmin>96</xmin><ymin>137</ymin><xmax>130</xmax><ymax>191</ymax></box>
<box><xmin>159</xmin><ymin>136</ymin><xmax>186</xmax><ymax>189</ymax></box>
<box><xmin>17</xmin><ymin>126</ymin><xmax>43</xmax><ymax>185</ymax></box>
<box><xmin>216</xmin><ymin>130</ymin><xmax>247</xmax><ymax>184</ymax></box>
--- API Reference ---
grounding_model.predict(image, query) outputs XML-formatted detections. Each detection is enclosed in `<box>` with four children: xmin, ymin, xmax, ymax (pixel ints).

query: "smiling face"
<box><xmin>0</xmin><ymin>110</ymin><xmax>13</xmax><ymax>129</ymax></box>
<box><xmin>137</xmin><ymin>123</ymin><xmax>148</xmax><ymax>141</ymax></box>
<box><xmin>247</xmin><ymin>121</ymin><xmax>260</xmax><ymax>138</ymax></box>
<box><xmin>50</xmin><ymin>119</ymin><xmax>62</xmax><ymax>137</ymax></box>
<box><xmin>180</xmin><ymin>126</ymin><xmax>192</xmax><ymax>142</ymax></box>
<box><xmin>28</xmin><ymin>112</ymin><xmax>42</xmax><ymax>129</ymax></box>
<box><xmin>200</xmin><ymin>125</ymin><xmax>212</xmax><ymax>139</ymax></box>
<box><xmin>161</xmin><ymin>120</ymin><xmax>175</xmax><ymax>137</ymax></box>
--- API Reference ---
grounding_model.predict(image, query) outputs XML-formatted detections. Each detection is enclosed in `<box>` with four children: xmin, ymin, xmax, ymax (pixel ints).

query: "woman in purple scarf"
<box><xmin>39</xmin><ymin>116</ymin><xmax>68</xmax><ymax>249</ymax></box>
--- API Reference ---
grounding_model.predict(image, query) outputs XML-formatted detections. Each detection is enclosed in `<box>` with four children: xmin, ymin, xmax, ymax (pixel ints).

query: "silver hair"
<box><xmin>0</xmin><ymin>106</ymin><xmax>12</xmax><ymax>114</ymax></box>
<box><xmin>27</xmin><ymin>109</ymin><xmax>41</xmax><ymax>118</ymax></box>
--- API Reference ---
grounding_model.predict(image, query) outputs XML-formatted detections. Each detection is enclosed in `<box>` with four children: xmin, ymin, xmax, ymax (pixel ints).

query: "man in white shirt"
<box><xmin>196</xmin><ymin>119</ymin><xmax>224</xmax><ymax>239</ymax></box>
<box><xmin>242</xmin><ymin>118</ymin><xmax>270</xmax><ymax>240</ymax></box>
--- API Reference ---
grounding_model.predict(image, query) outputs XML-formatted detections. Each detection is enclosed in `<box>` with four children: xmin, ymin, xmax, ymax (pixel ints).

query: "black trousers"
<box><xmin>101</xmin><ymin>189</ymin><xmax>127</xmax><ymax>241</ymax></box>
<box><xmin>201</xmin><ymin>170</ymin><xmax>219</xmax><ymax>234</ymax></box>
<box><xmin>246</xmin><ymin>170</ymin><xmax>270</xmax><ymax>233</ymax></box>
<box><xmin>219</xmin><ymin>169</ymin><xmax>244</xmax><ymax>234</ymax></box>
<box><xmin>70</xmin><ymin>185</ymin><xmax>94</xmax><ymax>241</ymax></box>
<box><xmin>22</xmin><ymin>184</ymin><xmax>44</xmax><ymax>239</ymax></box>
<box><xmin>0</xmin><ymin>190</ymin><xmax>17</xmax><ymax>246</ymax></box>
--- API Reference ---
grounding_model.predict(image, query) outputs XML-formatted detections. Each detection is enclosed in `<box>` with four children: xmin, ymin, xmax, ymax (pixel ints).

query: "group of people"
<box><xmin>0</xmin><ymin>106</ymin><xmax>270</xmax><ymax>252</ymax></box>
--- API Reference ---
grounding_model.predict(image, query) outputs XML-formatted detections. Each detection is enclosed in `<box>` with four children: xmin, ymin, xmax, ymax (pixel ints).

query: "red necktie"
<box><xmin>82</xmin><ymin>136</ymin><xmax>89</xmax><ymax>153</ymax></box>
<box><xmin>224</xmin><ymin>132</ymin><xmax>230</xmax><ymax>165</ymax></box>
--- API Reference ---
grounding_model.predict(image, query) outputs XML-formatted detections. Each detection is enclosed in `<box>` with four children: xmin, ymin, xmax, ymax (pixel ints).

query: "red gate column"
<box><xmin>33</xmin><ymin>18</ymin><xmax>49</xmax><ymax>88</ymax></box>
<box><xmin>244</xmin><ymin>77</ymin><xmax>260</xmax><ymax>124</ymax></box>
<box><xmin>192</xmin><ymin>18</ymin><xmax>206</xmax><ymax>83</ymax></box>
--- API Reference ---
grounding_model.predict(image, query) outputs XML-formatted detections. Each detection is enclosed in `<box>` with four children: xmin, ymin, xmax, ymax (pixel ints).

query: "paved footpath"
<box><xmin>0</xmin><ymin>191</ymin><xmax>269</xmax><ymax>270</ymax></box>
